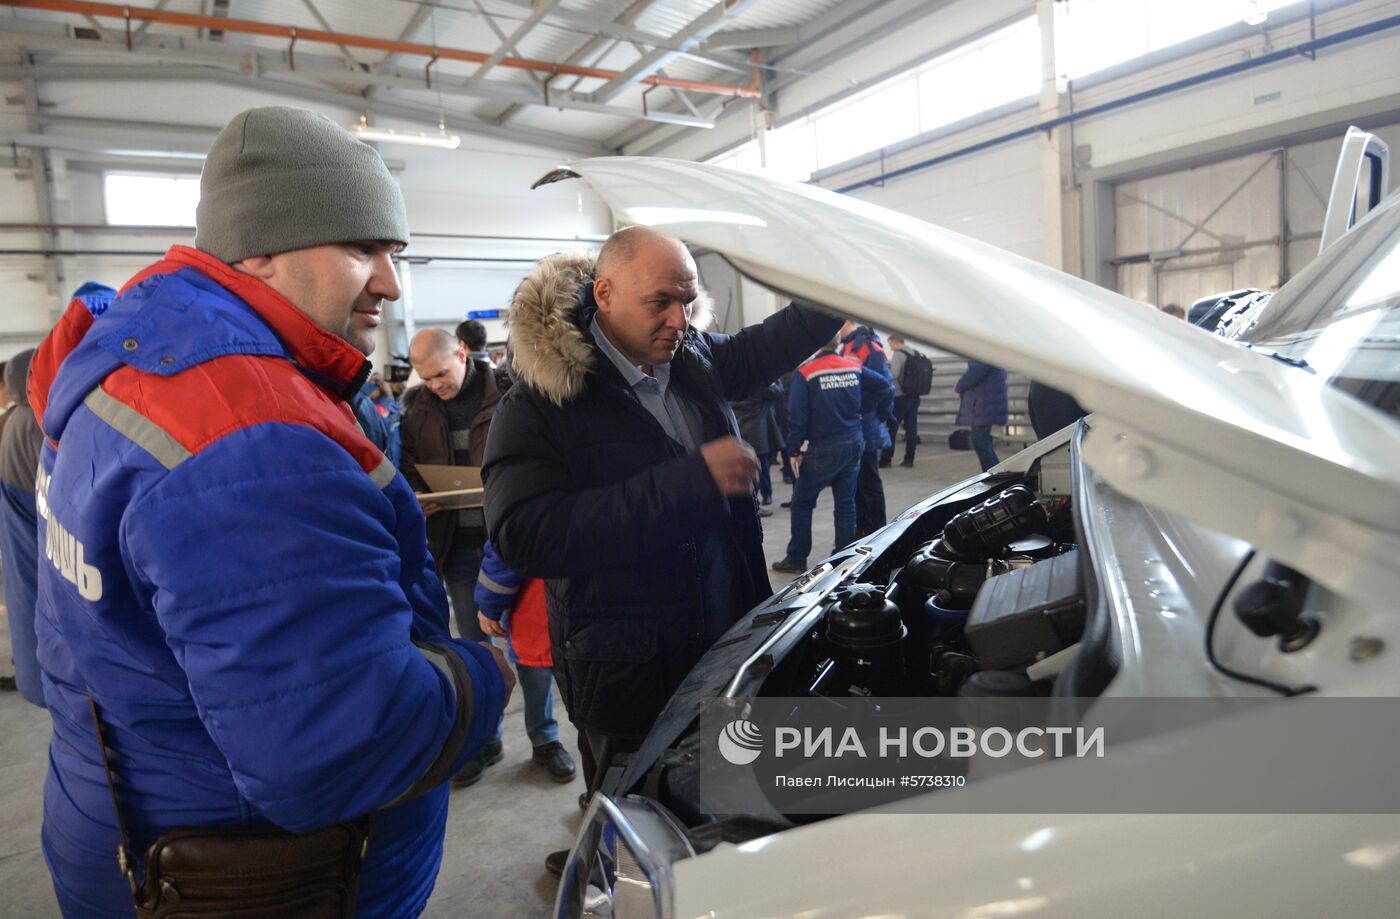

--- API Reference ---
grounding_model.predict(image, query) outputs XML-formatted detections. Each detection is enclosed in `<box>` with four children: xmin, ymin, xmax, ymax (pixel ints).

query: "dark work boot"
<box><xmin>532</xmin><ymin>741</ymin><xmax>577</xmax><ymax>782</ymax></box>
<box><xmin>451</xmin><ymin>738</ymin><xmax>503</xmax><ymax>788</ymax></box>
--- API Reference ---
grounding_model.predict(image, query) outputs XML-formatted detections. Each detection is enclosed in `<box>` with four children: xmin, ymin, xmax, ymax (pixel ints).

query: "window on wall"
<box><xmin>104</xmin><ymin>173</ymin><xmax>200</xmax><ymax>226</ymax></box>
<box><xmin>1055</xmin><ymin>0</ymin><xmax>1307</xmax><ymax>81</ymax></box>
<box><xmin>708</xmin><ymin>0</ymin><xmax>1311</xmax><ymax>182</ymax></box>
<box><xmin>920</xmin><ymin>17</ymin><xmax>1041</xmax><ymax>133</ymax></box>
<box><xmin>708</xmin><ymin>17</ymin><xmax>1041</xmax><ymax>182</ymax></box>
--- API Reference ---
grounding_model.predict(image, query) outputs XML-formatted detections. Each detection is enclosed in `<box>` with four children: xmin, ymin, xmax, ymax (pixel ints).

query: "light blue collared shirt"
<box><xmin>590</xmin><ymin>316</ymin><xmax>704</xmax><ymax>451</ymax></box>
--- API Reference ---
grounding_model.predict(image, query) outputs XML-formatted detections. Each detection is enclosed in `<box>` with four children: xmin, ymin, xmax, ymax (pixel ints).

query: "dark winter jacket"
<box><xmin>400</xmin><ymin>360</ymin><xmax>501</xmax><ymax>570</ymax></box>
<box><xmin>1027</xmin><ymin>380</ymin><xmax>1087</xmax><ymax>439</ymax></box>
<box><xmin>839</xmin><ymin>326</ymin><xmax>895</xmax><ymax>451</ymax></box>
<box><xmin>28</xmin><ymin>246</ymin><xmax>505</xmax><ymax>919</ymax></box>
<box><xmin>483</xmin><ymin>252</ymin><xmax>842</xmax><ymax>738</ymax></box>
<box><xmin>1</xmin><ymin>339</ymin><xmax>54</xmax><ymax>708</ymax></box>
<box><xmin>731</xmin><ymin>380</ymin><xmax>785</xmax><ymax>455</ymax></box>
<box><xmin>955</xmin><ymin>360</ymin><xmax>1009</xmax><ymax>426</ymax></box>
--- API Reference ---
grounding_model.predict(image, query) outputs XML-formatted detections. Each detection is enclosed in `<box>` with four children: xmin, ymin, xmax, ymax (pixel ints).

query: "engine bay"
<box><xmin>791</xmin><ymin>482</ymin><xmax>1082</xmax><ymax>701</ymax></box>
<box><xmin>634</xmin><ymin>447</ymin><xmax>1116</xmax><ymax>840</ymax></box>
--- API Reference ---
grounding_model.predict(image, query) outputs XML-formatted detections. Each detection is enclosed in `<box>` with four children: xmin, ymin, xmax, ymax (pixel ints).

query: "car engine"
<box><xmin>776</xmin><ymin>481</ymin><xmax>1082</xmax><ymax>701</ymax></box>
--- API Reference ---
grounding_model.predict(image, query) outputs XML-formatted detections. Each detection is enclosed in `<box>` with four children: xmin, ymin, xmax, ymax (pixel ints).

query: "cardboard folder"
<box><xmin>414</xmin><ymin>464</ymin><xmax>484</xmax><ymax>510</ymax></box>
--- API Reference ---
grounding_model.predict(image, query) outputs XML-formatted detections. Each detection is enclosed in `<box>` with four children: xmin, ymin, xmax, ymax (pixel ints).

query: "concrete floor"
<box><xmin>0</xmin><ymin>446</ymin><xmax>983</xmax><ymax>918</ymax></box>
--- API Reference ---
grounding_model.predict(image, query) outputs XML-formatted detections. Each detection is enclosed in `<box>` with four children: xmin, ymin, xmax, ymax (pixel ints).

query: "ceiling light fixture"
<box><xmin>353</xmin><ymin>113</ymin><xmax>461</xmax><ymax>150</ymax></box>
<box><xmin>1240</xmin><ymin>2</ymin><xmax>1269</xmax><ymax>26</ymax></box>
<box><xmin>351</xmin><ymin>6</ymin><xmax>461</xmax><ymax>152</ymax></box>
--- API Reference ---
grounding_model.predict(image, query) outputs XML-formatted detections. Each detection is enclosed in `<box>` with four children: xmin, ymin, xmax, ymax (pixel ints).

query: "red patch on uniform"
<box><xmin>100</xmin><ymin>355</ymin><xmax>382</xmax><ymax>474</ymax></box>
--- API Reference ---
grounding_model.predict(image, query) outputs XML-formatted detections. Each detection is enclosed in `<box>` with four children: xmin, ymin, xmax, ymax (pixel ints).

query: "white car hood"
<box><xmin>553</xmin><ymin>157</ymin><xmax>1400</xmax><ymax>601</ymax></box>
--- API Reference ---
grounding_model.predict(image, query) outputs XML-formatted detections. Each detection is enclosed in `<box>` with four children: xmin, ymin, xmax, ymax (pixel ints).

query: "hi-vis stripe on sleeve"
<box><xmin>477</xmin><ymin>571</ymin><xmax>518</xmax><ymax>597</ymax></box>
<box><xmin>369</xmin><ymin>455</ymin><xmax>396</xmax><ymax>489</ymax></box>
<box><xmin>83</xmin><ymin>389</ymin><xmax>193</xmax><ymax>470</ymax></box>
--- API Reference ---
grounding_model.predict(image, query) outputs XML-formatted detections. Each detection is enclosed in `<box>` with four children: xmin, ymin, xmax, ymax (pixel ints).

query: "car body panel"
<box><xmin>669</xmin><ymin>811</ymin><xmax>1400</xmax><ymax>919</ymax></box>
<box><xmin>561</xmin><ymin>157</ymin><xmax>1400</xmax><ymax>603</ymax></box>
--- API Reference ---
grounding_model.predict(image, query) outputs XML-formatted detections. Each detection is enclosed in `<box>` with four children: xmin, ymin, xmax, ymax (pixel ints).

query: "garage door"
<box><xmin>1113</xmin><ymin>122</ymin><xmax>1400</xmax><ymax>309</ymax></box>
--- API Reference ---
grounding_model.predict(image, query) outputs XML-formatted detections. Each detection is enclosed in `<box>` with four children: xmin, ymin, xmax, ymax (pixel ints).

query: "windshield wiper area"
<box><xmin>1242</xmin><ymin>343</ymin><xmax>1317</xmax><ymax>374</ymax></box>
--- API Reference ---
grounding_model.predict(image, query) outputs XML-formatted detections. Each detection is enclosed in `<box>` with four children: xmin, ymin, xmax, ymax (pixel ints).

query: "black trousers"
<box><xmin>577</xmin><ymin>727</ymin><xmax>643</xmax><ymax>799</ymax></box>
<box><xmin>854</xmin><ymin>448</ymin><xmax>886</xmax><ymax>537</ymax></box>
<box><xmin>881</xmin><ymin>394</ymin><xmax>921</xmax><ymax>464</ymax></box>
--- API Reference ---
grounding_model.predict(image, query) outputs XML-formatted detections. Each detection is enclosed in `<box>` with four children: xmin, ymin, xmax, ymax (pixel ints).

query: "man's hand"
<box><xmin>484</xmin><ymin>642</ymin><xmax>516</xmax><ymax>707</ymax></box>
<box><xmin>789</xmin><ymin>454</ymin><xmax>803</xmax><ymax>479</ymax></box>
<box><xmin>478</xmin><ymin>612</ymin><xmax>507</xmax><ymax>639</ymax></box>
<box><xmin>701</xmin><ymin>436</ymin><xmax>760</xmax><ymax>496</ymax></box>
<box><xmin>419</xmin><ymin>500</ymin><xmax>443</xmax><ymax>517</ymax></box>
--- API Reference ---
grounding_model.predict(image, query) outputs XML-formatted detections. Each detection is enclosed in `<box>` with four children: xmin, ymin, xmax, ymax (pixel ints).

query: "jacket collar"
<box><xmin>162</xmin><ymin>246</ymin><xmax>369</xmax><ymax>393</ymax></box>
<box><xmin>33</xmin><ymin>246</ymin><xmax>370</xmax><ymax>443</ymax></box>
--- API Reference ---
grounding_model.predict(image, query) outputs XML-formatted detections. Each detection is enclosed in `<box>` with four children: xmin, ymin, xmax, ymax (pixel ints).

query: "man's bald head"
<box><xmin>410</xmin><ymin>327</ymin><xmax>458</xmax><ymax>364</ymax></box>
<box><xmin>592</xmin><ymin>227</ymin><xmax>698</xmax><ymax>371</ymax></box>
<box><xmin>595</xmin><ymin>226</ymin><xmax>688</xmax><ymax>279</ymax></box>
<box><xmin>410</xmin><ymin>327</ymin><xmax>469</xmax><ymax>400</ymax></box>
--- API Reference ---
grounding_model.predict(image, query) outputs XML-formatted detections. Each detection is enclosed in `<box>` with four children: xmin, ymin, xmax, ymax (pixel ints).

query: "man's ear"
<box><xmin>234</xmin><ymin>255</ymin><xmax>276</xmax><ymax>280</ymax></box>
<box><xmin>593</xmin><ymin>277</ymin><xmax>612</xmax><ymax>313</ymax></box>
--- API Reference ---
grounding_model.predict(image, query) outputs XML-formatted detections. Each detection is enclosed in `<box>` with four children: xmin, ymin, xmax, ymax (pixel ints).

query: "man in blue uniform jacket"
<box><xmin>30</xmin><ymin>106</ymin><xmax>511</xmax><ymax>918</ymax></box>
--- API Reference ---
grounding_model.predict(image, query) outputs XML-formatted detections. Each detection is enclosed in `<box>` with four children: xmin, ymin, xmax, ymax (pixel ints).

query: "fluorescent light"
<box><xmin>1241</xmin><ymin>2</ymin><xmax>1269</xmax><ymax>26</ymax></box>
<box><xmin>352</xmin><ymin>125</ymin><xmax>461</xmax><ymax>150</ymax></box>
<box><xmin>101</xmin><ymin>148</ymin><xmax>206</xmax><ymax>160</ymax></box>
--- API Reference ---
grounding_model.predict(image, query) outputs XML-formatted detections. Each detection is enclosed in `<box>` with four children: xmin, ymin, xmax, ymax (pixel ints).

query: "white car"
<box><xmin>540</xmin><ymin>129</ymin><xmax>1400</xmax><ymax>919</ymax></box>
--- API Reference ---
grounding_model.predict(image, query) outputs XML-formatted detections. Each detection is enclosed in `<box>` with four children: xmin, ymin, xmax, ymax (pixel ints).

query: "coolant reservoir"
<box><xmin>823</xmin><ymin>584</ymin><xmax>906</xmax><ymax>696</ymax></box>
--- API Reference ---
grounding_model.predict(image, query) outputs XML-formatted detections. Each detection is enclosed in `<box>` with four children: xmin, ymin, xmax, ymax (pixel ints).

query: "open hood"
<box><xmin>545</xmin><ymin>157</ymin><xmax>1400</xmax><ymax>601</ymax></box>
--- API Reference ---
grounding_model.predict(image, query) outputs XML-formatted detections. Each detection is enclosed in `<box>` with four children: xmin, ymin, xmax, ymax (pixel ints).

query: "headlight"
<box><xmin>555</xmin><ymin>794</ymin><xmax>694</xmax><ymax>919</ymax></box>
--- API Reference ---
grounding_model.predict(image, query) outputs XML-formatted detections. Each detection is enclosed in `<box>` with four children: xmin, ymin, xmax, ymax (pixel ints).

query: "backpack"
<box><xmin>900</xmin><ymin>349</ymin><xmax>934</xmax><ymax>396</ymax></box>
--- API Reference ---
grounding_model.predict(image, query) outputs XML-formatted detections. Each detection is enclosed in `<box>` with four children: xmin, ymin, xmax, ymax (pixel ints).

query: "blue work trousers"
<box><xmin>971</xmin><ymin>425</ymin><xmax>1000</xmax><ymax>471</ymax></box>
<box><xmin>784</xmin><ymin>438</ymin><xmax>862</xmax><ymax>565</ymax></box>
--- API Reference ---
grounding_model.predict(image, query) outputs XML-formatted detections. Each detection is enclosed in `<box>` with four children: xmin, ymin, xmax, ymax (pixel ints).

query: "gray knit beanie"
<box><xmin>195</xmin><ymin>106</ymin><xmax>409</xmax><ymax>263</ymax></box>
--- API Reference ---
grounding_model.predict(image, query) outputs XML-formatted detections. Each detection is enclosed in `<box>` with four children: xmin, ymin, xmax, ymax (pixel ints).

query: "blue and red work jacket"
<box><xmin>787</xmin><ymin>348</ymin><xmax>894</xmax><ymax>451</ymax></box>
<box><xmin>30</xmin><ymin>245</ymin><xmax>504</xmax><ymax>918</ymax></box>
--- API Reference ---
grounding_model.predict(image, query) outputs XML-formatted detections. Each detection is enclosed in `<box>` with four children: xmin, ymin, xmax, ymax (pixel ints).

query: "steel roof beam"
<box><xmin>131</xmin><ymin>0</ymin><xmax>172</xmax><ymax>44</ymax></box>
<box><xmin>465</xmin><ymin>0</ymin><xmax>561</xmax><ymax>89</ymax></box>
<box><xmin>590</xmin><ymin>0</ymin><xmax>761</xmax><ymax>104</ymax></box>
<box><xmin>0</xmin><ymin>57</ymin><xmax>609</xmax><ymax>154</ymax></box>
<box><xmin>297</xmin><ymin>0</ymin><xmax>361</xmax><ymax>69</ymax></box>
<box><xmin>480</xmin><ymin>0</ymin><xmax>752</xmax><ymax>71</ymax></box>
<box><xmin>470</xmin><ymin>0</ymin><xmax>541</xmax><ymax>87</ymax></box>
<box><xmin>0</xmin><ymin>27</ymin><xmax>712</xmax><ymax>130</ymax></box>
<box><xmin>0</xmin><ymin>0</ymin><xmax>757</xmax><ymax>97</ymax></box>
<box><xmin>494</xmin><ymin>0</ymin><xmax>659</xmax><ymax>126</ymax></box>
<box><xmin>374</xmin><ymin>0</ymin><xmax>437</xmax><ymax>73</ymax></box>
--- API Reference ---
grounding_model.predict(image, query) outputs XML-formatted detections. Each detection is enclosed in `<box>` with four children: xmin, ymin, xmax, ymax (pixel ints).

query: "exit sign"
<box><xmin>1254</xmin><ymin>91</ymin><xmax>1281</xmax><ymax>105</ymax></box>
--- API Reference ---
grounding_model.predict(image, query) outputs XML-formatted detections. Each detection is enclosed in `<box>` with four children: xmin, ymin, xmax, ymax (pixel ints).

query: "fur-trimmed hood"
<box><xmin>506</xmin><ymin>250</ymin><xmax>713</xmax><ymax>406</ymax></box>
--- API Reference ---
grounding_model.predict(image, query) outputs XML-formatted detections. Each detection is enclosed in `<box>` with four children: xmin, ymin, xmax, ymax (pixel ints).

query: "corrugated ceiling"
<box><xmin>3</xmin><ymin>0</ymin><xmax>850</xmax><ymax>145</ymax></box>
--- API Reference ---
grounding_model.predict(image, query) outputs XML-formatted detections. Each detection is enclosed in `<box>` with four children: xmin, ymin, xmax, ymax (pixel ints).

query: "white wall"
<box><xmin>846</xmin><ymin>137</ymin><xmax>1046</xmax><ymax>262</ymax></box>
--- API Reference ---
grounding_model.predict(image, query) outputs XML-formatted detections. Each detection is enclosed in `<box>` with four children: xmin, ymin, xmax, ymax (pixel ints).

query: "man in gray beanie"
<box><xmin>30</xmin><ymin>106</ymin><xmax>511</xmax><ymax>918</ymax></box>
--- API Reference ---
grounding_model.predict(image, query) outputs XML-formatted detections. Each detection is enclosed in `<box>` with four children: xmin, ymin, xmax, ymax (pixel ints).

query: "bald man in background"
<box><xmin>483</xmin><ymin>226</ymin><xmax>843</xmax><ymax>874</ymax></box>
